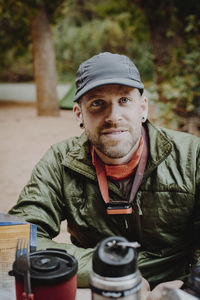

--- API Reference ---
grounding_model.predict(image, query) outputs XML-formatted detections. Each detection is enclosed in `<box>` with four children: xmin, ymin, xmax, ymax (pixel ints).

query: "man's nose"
<box><xmin>104</xmin><ymin>103</ymin><xmax>122</xmax><ymax>124</ymax></box>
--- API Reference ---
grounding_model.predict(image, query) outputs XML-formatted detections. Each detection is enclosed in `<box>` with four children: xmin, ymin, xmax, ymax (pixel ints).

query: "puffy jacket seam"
<box><xmin>63</xmin><ymin>164</ymin><xmax>123</xmax><ymax>197</ymax></box>
<box><xmin>63</xmin><ymin>164</ymin><xmax>96</xmax><ymax>181</ymax></box>
<box><xmin>140</xmin><ymin>190</ymin><xmax>194</xmax><ymax>195</ymax></box>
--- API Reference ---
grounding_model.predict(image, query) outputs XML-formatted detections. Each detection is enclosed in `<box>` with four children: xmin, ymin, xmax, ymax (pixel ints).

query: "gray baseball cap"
<box><xmin>73</xmin><ymin>52</ymin><xmax>144</xmax><ymax>102</ymax></box>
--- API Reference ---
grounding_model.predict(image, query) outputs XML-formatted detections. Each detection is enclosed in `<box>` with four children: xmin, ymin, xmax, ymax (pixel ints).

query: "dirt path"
<box><xmin>0</xmin><ymin>102</ymin><xmax>82</xmax><ymax>242</ymax></box>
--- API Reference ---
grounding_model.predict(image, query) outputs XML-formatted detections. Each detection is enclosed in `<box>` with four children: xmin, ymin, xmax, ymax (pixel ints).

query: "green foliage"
<box><xmin>0</xmin><ymin>0</ymin><xmax>199</xmax><ymax>134</ymax></box>
<box><xmin>0</xmin><ymin>0</ymin><xmax>154</xmax><ymax>82</ymax></box>
<box><xmin>0</xmin><ymin>0</ymin><xmax>67</xmax><ymax>81</ymax></box>
<box><xmin>0</xmin><ymin>1</ymin><xmax>32</xmax><ymax>58</ymax></box>
<box><xmin>53</xmin><ymin>0</ymin><xmax>154</xmax><ymax>82</ymax></box>
<box><xmin>154</xmin><ymin>14</ymin><xmax>200</xmax><ymax>128</ymax></box>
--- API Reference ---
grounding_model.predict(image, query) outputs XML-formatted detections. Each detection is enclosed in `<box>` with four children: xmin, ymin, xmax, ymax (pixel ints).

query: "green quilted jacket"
<box><xmin>9</xmin><ymin>121</ymin><xmax>200</xmax><ymax>288</ymax></box>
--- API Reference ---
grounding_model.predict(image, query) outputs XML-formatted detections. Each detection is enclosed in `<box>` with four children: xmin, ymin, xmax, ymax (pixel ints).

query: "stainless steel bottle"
<box><xmin>90</xmin><ymin>236</ymin><xmax>142</xmax><ymax>300</ymax></box>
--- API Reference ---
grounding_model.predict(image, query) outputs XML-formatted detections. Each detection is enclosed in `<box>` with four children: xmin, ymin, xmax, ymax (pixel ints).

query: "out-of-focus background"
<box><xmin>0</xmin><ymin>0</ymin><xmax>200</xmax><ymax>222</ymax></box>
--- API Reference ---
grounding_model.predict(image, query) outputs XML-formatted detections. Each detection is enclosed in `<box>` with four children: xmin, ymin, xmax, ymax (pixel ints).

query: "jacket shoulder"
<box><xmin>39</xmin><ymin>134</ymin><xmax>86</xmax><ymax>165</ymax></box>
<box><xmin>158</xmin><ymin>126</ymin><xmax>200</xmax><ymax>149</ymax></box>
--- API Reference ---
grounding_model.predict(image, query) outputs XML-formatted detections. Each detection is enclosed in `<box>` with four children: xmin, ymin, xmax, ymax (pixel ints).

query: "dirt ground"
<box><xmin>0</xmin><ymin>101</ymin><xmax>82</xmax><ymax>243</ymax></box>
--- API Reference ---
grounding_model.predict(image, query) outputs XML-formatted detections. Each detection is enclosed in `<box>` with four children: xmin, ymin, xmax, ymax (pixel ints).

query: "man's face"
<box><xmin>74</xmin><ymin>84</ymin><xmax>148</xmax><ymax>164</ymax></box>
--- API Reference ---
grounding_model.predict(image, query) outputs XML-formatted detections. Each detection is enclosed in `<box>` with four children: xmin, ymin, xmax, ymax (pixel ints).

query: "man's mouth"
<box><xmin>101</xmin><ymin>129</ymin><xmax>128</xmax><ymax>135</ymax></box>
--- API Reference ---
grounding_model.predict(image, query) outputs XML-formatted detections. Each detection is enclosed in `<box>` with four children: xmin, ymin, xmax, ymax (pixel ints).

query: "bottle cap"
<box><xmin>92</xmin><ymin>236</ymin><xmax>137</xmax><ymax>278</ymax></box>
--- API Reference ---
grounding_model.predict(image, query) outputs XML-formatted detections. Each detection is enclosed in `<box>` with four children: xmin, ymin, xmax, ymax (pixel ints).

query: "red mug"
<box><xmin>11</xmin><ymin>249</ymin><xmax>78</xmax><ymax>300</ymax></box>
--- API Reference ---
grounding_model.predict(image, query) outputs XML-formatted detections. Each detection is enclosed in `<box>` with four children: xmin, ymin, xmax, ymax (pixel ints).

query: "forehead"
<box><xmin>81</xmin><ymin>84</ymin><xmax>139</xmax><ymax>102</ymax></box>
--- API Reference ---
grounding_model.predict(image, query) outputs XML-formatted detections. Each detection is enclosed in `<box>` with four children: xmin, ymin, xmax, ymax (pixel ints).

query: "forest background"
<box><xmin>0</xmin><ymin>0</ymin><xmax>200</xmax><ymax>136</ymax></box>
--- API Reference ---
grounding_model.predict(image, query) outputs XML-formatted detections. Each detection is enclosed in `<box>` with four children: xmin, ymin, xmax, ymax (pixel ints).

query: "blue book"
<box><xmin>0</xmin><ymin>213</ymin><xmax>37</xmax><ymax>290</ymax></box>
<box><xmin>0</xmin><ymin>213</ymin><xmax>37</xmax><ymax>252</ymax></box>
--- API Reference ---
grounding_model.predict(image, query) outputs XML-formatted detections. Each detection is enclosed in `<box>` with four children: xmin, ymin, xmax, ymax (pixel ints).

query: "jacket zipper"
<box><xmin>125</xmin><ymin>192</ymin><xmax>143</xmax><ymax>244</ymax></box>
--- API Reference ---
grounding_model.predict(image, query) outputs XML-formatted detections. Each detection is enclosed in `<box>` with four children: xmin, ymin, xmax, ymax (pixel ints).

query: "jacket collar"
<box><xmin>62</xmin><ymin>132</ymin><xmax>97</xmax><ymax>180</ymax></box>
<box><xmin>144</xmin><ymin>120</ymin><xmax>172</xmax><ymax>178</ymax></box>
<box><xmin>62</xmin><ymin>120</ymin><xmax>172</xmax><ymax>182</ymax></box>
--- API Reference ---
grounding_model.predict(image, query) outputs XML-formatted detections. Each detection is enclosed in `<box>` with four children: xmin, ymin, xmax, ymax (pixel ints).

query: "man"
<box><xmin>9</xmin><ymin>52</ymin><xmax>200</xmax><ymax>298</ymax></box>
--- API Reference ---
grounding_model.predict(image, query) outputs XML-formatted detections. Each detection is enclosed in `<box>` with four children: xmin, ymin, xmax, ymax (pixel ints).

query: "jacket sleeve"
<box><xmin>194</xmin><ymin>143</ymin><xmax>200</xmax><ymax>265</ymax></box>
<box><xmin>8</xmin><ymin>145</ymin><xmax>94</xmax><ymax>287</ymax></box>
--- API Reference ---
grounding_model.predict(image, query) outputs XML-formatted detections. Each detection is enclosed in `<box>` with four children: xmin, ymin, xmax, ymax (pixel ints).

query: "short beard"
<box><xmin>85</xmin><ymin>127</ymin><xmax>140</xmax><ymax>159</ymax></box>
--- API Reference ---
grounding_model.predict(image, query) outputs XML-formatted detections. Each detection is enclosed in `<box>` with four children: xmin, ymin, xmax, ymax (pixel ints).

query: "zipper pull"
<box><xmin>124</xmin><ymin>217</ymin><xmax>128</xmax><ymax>229</ymax></box>
<box><xmin>136</xmin><ymin>196</ymin><xmax>143</xmax><ymax>216</ymax></box>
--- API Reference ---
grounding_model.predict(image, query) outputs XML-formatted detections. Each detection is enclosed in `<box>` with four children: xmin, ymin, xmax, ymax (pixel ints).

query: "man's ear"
<box><xmin>73</xmin><ymin>103</ymin><xmax>83</xmax><ymax>127</ymax></box>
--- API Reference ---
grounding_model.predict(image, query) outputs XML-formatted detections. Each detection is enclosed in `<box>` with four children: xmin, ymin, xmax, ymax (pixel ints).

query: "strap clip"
<box><xmin>106</xmin><ymin>202</ymin><xmax>132</xmax><ymax>215</ymax></box>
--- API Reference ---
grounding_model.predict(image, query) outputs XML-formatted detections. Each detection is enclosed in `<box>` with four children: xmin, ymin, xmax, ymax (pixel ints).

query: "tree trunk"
<box><xmin>140</xmin><ymin>2</ymin><xmax>168</xmax><ymax>80</ymax></box>
<box><xmin>138</xmin><ymin>0</ymin><xmax>183</xmax><ymax>87</ymax></box>
<box><xmin>31</xmin><ymin>5</ymin><xmax>59</xmax><ymax>116</ymax></box>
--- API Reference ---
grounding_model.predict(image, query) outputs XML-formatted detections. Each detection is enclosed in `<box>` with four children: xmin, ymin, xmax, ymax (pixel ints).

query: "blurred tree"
<box><xmin>31</xmin><ymin>4</ymin><xmax>59</xmax><ymax>116</ymax></box>
<box><xmin>1</xmin><ymin>0</ymin><xmax>199</xmax><ymax>133</ymax></box>
<box><xmin>0</xmin><ymin>0</ymin><xmax>66</xmax><ymax>116</ymax></box>
<box><xmin>132</xmin><ymin>0</ymin><xmax>200</xmax><ymax>134</ymax></box>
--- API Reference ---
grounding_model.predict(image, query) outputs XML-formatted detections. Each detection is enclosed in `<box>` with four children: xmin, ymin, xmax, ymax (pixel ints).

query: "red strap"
<box><xmin>94</xmin><ymin>151</ymin><xmax>109</xmax><ymax>204</ymax></box>
<box><xmin>129</xmin><ymin>126</ymin><xmax>148</xmax><ymax>203</ymax></box>
<box><xmin>93</xmin><ymin>126</ymin><xmax>149</xmax><ymax>214</ymax></box>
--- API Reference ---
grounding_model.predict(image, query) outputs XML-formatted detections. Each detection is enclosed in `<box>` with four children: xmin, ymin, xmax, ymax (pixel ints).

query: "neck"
<box><xmin>94</xmin><ymin>138</ymin><xmax>141</xmax><ymax>165</ymax></box>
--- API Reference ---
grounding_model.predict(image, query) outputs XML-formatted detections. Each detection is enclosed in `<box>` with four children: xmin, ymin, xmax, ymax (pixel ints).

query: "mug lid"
<box><xmin>12</xmin><ymin>249</ymin><xmax>78</xmax><ymax>286</ymax></box>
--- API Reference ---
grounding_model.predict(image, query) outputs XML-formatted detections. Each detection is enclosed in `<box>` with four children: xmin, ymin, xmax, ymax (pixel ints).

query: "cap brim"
<box><xmin>73</xmin><ymin>78</ymin><xmax>144</xmax><ymax>102</ymax></box>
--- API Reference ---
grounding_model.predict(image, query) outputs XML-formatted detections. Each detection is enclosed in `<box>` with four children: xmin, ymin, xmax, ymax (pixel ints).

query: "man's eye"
<box><xmin>91</xmin><ymin>99</ymin><xmax>104</xmax><ymax>107</ymax></box>
<box><xmin>120</xmin><ymin>97</ymin><xmax>130</xmax><ymax>104</ymax></box>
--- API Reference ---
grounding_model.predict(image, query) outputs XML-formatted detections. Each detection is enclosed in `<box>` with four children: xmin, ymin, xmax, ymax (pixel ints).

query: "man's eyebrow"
<box><xmin>87</xmin><ymin>94</ymin><xmax>104</xmax><ymax>101</ymax></box>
